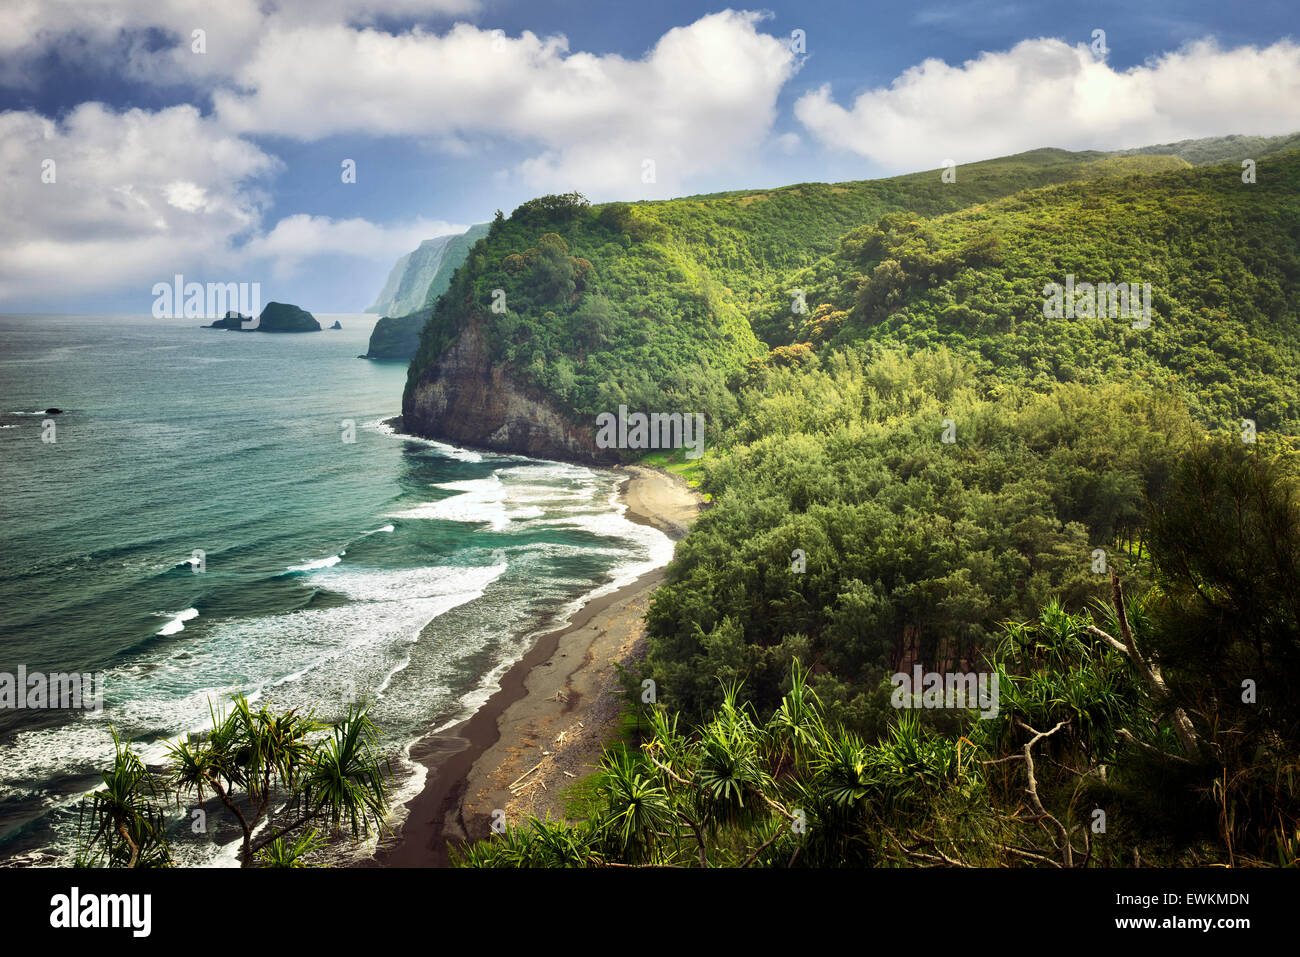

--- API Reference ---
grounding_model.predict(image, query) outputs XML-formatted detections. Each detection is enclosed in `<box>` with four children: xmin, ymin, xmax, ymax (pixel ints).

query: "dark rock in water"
<box><xmin>363</xmin><ymin>310</ymin><xmax>428</xmax><ymax>360</ymax></box>
<box><xmin>204</xmin><ymin>311</ymin><xmax>252</xmax><ymax>330</ymax></box>
<box><xmin>330</xmin><ymin>320</ymin><xmax>343</xmax><ymax>330</ymax></box>
<box><xmin>44</xmin><ymin>408</ymin><xmax>63</xmax><ymax>415</ymax></box>
<box><xmin>203</xmin><ymin>304</ymin><xmax>321</xmax><ymax>333</ymax></box>
<box><xmin>255</xmin><ymin>302</ymin><xmax>322</xmax><ymax>333</ymax></box>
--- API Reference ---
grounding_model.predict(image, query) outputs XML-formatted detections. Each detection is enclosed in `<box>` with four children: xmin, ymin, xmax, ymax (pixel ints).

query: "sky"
<box><xmin>2</xmin><ymin>0</ymin><xmax>1298</xmax><ymax>314</ymax></box>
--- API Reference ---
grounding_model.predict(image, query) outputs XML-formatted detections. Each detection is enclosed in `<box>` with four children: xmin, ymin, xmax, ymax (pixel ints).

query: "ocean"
<box><xmin>0</xmin><ymin>313</ymin><xmax>671</xmax><ymax>865</ymax></box>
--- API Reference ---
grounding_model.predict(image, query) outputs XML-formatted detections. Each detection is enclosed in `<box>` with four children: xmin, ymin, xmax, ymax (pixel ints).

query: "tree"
<box><xmin>76</xmin><ymin>695</ymin><xmax>394</xmax><ymax>868</ymax></box>
<box><xmin>1145</xmin><ymin>437</ymin><xmax>1300</xmax><ymax>734</ymax></box>
<box><xmin>532</xmin><ymin>240</ymin><xmax>577</xmax><ymax>303</ymax></box>
<box><xmin>76</xmin><ymin>728</ymin><xmax>172</xmax><ymax>868</ymax></box>
<box><xmin>570</xmin><ymin>294</ymin><xmax>615</xmax><ymax>349</ymax></box>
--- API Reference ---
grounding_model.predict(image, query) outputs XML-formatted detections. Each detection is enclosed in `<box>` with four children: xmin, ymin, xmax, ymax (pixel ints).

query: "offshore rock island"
<box><xmin>205</xmin><ymin>302</ymin><xmax>321</xmax><ymax>332</ymax></box>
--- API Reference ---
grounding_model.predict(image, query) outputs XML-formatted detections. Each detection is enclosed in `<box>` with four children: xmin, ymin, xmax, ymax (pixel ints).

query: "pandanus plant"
<box><xmin>76</xmin><ymin>727</ymin><xmax>172</xmax><ymax>868</ymax></box>
<box><xmin>78</xmin><ymin>695</ymin><xmax>394</xmax><ymax>867</ymax></box>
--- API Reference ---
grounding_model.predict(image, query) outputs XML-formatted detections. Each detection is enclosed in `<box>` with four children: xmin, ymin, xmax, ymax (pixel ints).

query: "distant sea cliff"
<box><xmin>367</xmin><ymin>224</ymin><xmax>490</xmax><ymax>318</ymax></box>
<box><xmin>362</xmin><ymin>223</ymin><xmax>490</xmax><ymax>362</ymax></box>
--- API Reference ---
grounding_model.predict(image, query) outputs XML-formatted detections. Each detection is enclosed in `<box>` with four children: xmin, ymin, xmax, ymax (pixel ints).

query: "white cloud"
<box><xmin>0</xmin><ymin>103</ymin><xmax>279</xmax><ymax>304</ymax></box>
<box><xmin>164</xmin><ymin>181</ymin><xmax>209</xmax><ymax>212</ymax></box>
<box><xmin>0</xmin><ymin>0</ymin><xmax>479</xmax><ymax>87</ymax></box>
<box><xmin>243</xmin><ymin>214</ymin><xmax>466</xmax><ymax>278</ymax></box>
<box><xmin>773</xmin><ymin>131</ymin><xmax>802</xmax><ymax>154</ymax></box>
<box><xmin>212</xmin><ymin>10</ymin><xmax>797</xmax><ymax>195</ymax></box>
<box><xmin>795</xmin><ymin>37</ymin><xmax>1300</xmax><ymax>170</ymax></box>
<box><xmin>0</xmin><ymin>9</ymin><xmax>801</xmax><ymax>306</ymax></box>
<box><xmin>0</xmin><ymin>103</ymin><xmax>456</xmax><ymax>305</ymax></box>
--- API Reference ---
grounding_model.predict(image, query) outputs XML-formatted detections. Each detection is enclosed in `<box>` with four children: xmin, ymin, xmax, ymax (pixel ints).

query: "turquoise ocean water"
<box><xmin>0</xmin><ymin>314</ymin><xmax>670</xmax><ymax>865</ymax></box>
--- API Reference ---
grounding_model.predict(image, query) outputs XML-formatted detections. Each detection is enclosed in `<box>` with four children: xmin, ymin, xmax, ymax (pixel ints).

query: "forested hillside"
<box><xmin>401</xmin><ymin>136</ymin><xmax>1300</xmax><ymax>867</ymax></box>
<box><xmin>401</xmin><ymin>149</ymin><xmax>1175</xmax><ymax>450</ymax></box>
<box><xmin>753</xmin><ymin>151</ymin><xmax>1300</xmax><ymax>432</ymax></box>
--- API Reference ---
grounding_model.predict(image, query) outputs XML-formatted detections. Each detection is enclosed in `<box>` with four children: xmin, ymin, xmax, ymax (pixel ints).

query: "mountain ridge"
<box><xmin>399</xmin><ymin>136</ymin><xmax>1298</xmax><ymax>462</ymax></box>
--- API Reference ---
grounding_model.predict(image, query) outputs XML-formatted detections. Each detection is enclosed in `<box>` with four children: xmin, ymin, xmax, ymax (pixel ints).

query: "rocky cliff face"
<box><xmin>363</xmin><ymin>310</ymin><xmax>428</xmax><ymax>360</ymax></box>
<box><xmin>368</xmin><ymin>223</ymin><xmax>490</xmax><ymax>316</ymax></box>
<box><xmin>402</xmin><ymin>318</ymin><xmax>619</xmax><ymax>464</ymax></box>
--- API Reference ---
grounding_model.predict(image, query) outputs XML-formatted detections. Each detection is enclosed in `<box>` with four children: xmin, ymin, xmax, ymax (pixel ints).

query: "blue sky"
<box><xmin>2</xmin><ymin>0</ymin><xmax>1297</xmax><ymax>314</ymax></box>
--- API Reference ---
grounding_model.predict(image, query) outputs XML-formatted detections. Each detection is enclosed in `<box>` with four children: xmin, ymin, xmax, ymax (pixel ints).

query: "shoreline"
<box><xmin>372</xmin><ymin>462</ymin><xmax>701</xmax><ymax>867</ymax></box>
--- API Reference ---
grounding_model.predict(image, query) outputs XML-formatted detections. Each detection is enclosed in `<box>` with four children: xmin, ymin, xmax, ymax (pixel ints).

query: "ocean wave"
<box><xmin>306</xmin><ymin>561</ymin><xmax>505</xmax><ymax>604</ymax></box>
<box><xmin>285</xmin><ymin>552</ymin><xmax>344</xmax><ymax>572</ymax></box>
<box><xmin>156</xmin><ymin>607</ymin><xmax>199</xmax><ymax>635</ymax></box>
<box><xmin>387</xmin><ymin>465</ymin><xmax>608</xmax><ymax>531</ymax></box>
<box><xmin>0</xmin><ymin>562</ymin><xmax>510</xmax><ymax>813</ymax></box>
<box><xmin>388</xmin><ymin>475</ymin><xmax>513</xmax><ymax>529</ymax></box>
<box><xmin>372</xmin><ymin>418</ymin><xmax>485</xmax><ymax>462</ymax></box>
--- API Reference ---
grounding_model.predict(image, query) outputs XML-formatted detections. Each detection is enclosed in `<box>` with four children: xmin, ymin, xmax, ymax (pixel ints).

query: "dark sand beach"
<box><xmin>375</xmin><ymin>466</ymin><xmax>701</xmax><ymax>866</ymax></box>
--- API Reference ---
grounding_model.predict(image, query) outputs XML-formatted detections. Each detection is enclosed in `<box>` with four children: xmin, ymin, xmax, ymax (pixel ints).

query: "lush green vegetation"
<box><xmin>404</xmin><ymin>148</ymin><xmax>1163</xmax><ymax>428</ymax></box>
<box><xmin>456</xmin><ymin>436</ymin><xmax>1300</xmax><ymax>867</ymax></box>
<box><xmin>430</xmin><ymin>135</ymin><xmax>1300</xmax><ymax>867</ymax></box>
<box><xmin>76</xmin><ymin>696</ymin><xmax>394</xmax><ymax>868</ymax></box>
<box><xmin>1111</xmin><ymin>130</ymin><xmax>1300</xmax><ymax>166</ymax></box>
<box><xmin>642</xmin><ymin>350</ymin><xmax>1201</xmax><ymax>727</ymax></box>
<box><xmin>756</xmin><ymin>152</ymin><xmax>1300</xmax><ymax>433</ymax></box>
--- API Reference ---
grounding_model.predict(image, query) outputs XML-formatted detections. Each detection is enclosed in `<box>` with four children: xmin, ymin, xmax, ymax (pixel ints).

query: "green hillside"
<box><xmin>431</xmin><ymin>135</ymin><xmax>1300</xmax><ymax>869</ymax></box>
<box><xmin>1111</xmin><ymin>130</ymin><xmax>1300</xmax><ymax>166</ymax></box>
<box><xmin>756</xmin><ymin>150</ymin><xmax>1300</xmax><ymax>432</ymax></box>
<box><xmin>402</xmin><ymin>149</ymin><xmax>1161</xmax><ymax>435</ymax></box>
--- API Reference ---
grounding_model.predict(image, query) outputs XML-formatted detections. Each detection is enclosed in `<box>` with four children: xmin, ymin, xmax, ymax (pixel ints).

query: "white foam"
<box><xmin>365</xmin><ymin>524</ymin><xmax>395</xmax><ymax>534</ymax></box>
<box><xmin>308</xmin><ymin>562</ymin><xmax>505</xmax><ymax>604</ymax></box>
<box><xmin>287</xmin><ymin>552</ymin><xmax>344</xmax><ymax>571</ymax></box>
<box><xmin>388</xmin><ymin>475</ymin><xmax>510</xmax><ymax>529</ymax></box>
<box><xmin>0</xmin><ymin>563</ymin><xmax>509</xmax><ymax>807</ymax></box>
<box><xmin>157</xmin><ymin>607</ymin><xmax>199</xmax><ymax>635</ymax></box>
<box><xmin>388</xmin><ymin>465</ymin><xmax>609</xmax><ymax>531</ymax></box>
<box><xmin>373</xmin><ymin>418</ymin><xmax>485</xmax><ymax>462</ymax></box>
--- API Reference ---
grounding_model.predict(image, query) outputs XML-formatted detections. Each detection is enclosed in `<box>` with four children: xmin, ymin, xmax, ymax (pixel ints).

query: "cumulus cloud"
<box><xmin>0</xmin><ymin>103</ymin><xmax>278</xmax><ymax>304</ymax></box>
<box><xmin>212</xmin><ymin>10</ymin><xmax>797</xmax><ymax>194</ymax></box>
<box><xmin>242</xmin><ymin>214</ymin><xmax>466</xmax><ymax>278</ymax></box>
<box><xmin>3</xmin><ymin>4</ymin><xmax>796</xmax><ymax>197</ymax></box>
<box><xmin>795</xmin><ymin>37</ymin><xmax>1300</xmax><ymax>170</ymax></box>
<box><xmin>0</xmin><ymin>9</ymin><xmax>802</xmax><ymax>306</ymax></box>
<box><xmin>0</xmin><ymin>103</ymin><xmax>451</xmax><ymax>306</ymax></box>
<box><xmin>0</xmin><ymin>0</ymin><xmax>479</xmax><ymax>87</ymax></box>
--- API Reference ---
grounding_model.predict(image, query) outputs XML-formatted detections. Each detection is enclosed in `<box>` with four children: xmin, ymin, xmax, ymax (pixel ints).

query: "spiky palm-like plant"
<box><xmin>256</xmin><ymin>828</ymin><xmax>325</xmax><ymax>867</ymax></box>
<box><xmin>76</xmin><ymin>727</ymin><xmax>172</xmax><ymax>868</ymax></box>
<box><xmin>79</xmin><ymin>695</ymin><xmax>395</xmax><ymax>868</ymax></box>
<box><xmin>598</xmin><ymin>747</ymin><xmax>672</xmax><ymax>864</ymax></box>
<box><xmin>692</xmin><ymin>684</ymin><xmax>771</xmax><ymax>832</ymax></box>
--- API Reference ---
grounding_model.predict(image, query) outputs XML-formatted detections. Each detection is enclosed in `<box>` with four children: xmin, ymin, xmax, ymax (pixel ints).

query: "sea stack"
<box><xmin>205</xmin><ymin>303</ymin><xmax>321</xmax><ymax>332</ymax></box>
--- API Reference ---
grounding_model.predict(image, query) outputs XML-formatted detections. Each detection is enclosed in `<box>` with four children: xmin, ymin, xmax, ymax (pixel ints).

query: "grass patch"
<box><xmin>637</xmin><ymin>447</ymin><xmax>709</xmax><ymax>498</ymax></box>
<box><xmin>558</xmin><ymin>771</ymin><xmax>605</xmax><ymax>822</ymax></box>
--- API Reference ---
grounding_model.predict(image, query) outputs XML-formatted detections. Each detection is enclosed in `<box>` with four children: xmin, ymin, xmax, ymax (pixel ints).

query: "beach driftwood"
<box><xmin>508</xmin><ymin>760</ymin><xmax>546</xmax><ymax>790</ymax></box>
